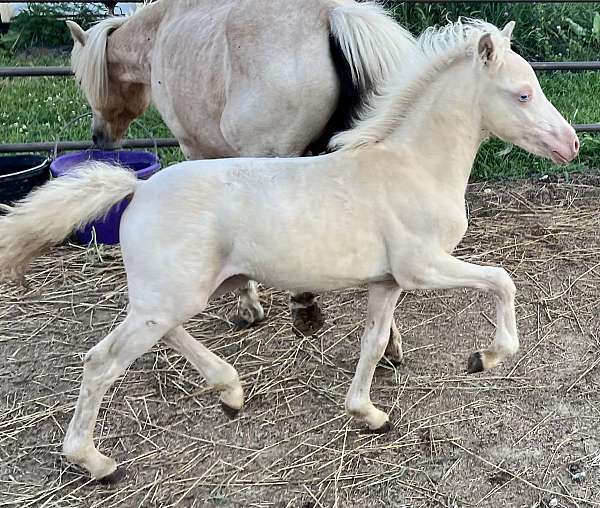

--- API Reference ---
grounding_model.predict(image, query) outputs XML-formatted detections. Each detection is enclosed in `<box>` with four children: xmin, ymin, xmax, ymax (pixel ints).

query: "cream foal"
<box><xmin>0</xmin><ymin>20</ymin><xmax>578</xmax><ymax>482</ymax></box>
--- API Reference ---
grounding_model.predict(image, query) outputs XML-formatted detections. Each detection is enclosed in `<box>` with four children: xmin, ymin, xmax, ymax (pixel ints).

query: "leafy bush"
<box><xmin>6</xmin><ymin>3</ymin><xmax>103</xmax><ymax>50</ymax></box>
<box><xmin>387</xmin><ymin>1</ymin><xmax>600</xmax><ymax>61</ymax></box>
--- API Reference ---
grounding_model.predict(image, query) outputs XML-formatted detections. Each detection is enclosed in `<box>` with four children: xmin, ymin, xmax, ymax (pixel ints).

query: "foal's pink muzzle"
<box><xmin>548</xmin><ymin>125</ymin><xmax>579</xmax><ymax>165</ymax></box>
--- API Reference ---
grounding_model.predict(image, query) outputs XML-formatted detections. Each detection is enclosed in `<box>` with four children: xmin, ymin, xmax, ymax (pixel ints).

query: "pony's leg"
<box><xmin>163</xmin><ymin>326</ymin><xmax>243</xmax><ymax>416</ymax></box>
<box><xmin>403</xmin><ymin>255</ymin><xmax>519</xmax><ymax>373</ymax></box>
<box><xmin>290</xmin><ymin>292</ymin><xmax>325</xmax><ymax>336</ymax></box>
<box><xmin>232</xmin><ymin>280</ymin><xmax>265</xmax><ymax>329</ymax></box>
<box><xmin>346</xmin><ymin>282</ymin><xmax>402</xmax><ymax>431</ymax></box>
<box><xmin>384</xmin><ymin>319</ymin><xmax>403</xmax><ymax>365</ymax></box>
<box><xmin>63</xmin><ymin>311</ymin><xmax>172</xmax><ymax>481</ymax></box>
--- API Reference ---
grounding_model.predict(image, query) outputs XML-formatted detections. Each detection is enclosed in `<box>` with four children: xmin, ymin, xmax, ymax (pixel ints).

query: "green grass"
<box><xmin>0</xmin><ymin>52</ymin><xmax>184</xmax><ymax>166</ymax></box>
<box><xmin>390</xmin><ymin>2</ymin><xmax>600</xmax><ymax>61</ymax></box>
<box><xmin>1</xmin><ymin>52</ymin><xmax>599</xmax><ymax>179</ymax></box>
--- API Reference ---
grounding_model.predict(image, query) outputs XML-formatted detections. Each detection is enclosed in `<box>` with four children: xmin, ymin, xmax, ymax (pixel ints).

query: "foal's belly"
<box><xmin>255</xmin><ymin>268</ymin><xmax>393</xmax><ymax>294</ymax></box>
<box><xmin>229</xmin><ymin>232</ymin><xmax>391</xmax><ymax>293</ymax></box>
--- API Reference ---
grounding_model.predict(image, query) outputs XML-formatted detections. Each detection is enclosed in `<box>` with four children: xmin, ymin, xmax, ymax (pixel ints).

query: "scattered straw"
<box><xmin>1</xmin><ymin>173</ymin><xmax>599</xmax><ymax>506</ymax></box>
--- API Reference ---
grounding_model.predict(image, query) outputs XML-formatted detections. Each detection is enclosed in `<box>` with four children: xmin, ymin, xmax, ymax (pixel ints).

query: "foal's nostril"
<box><xmin>92</xmin><ymin>134</ymin><xmax>99</xmax><ymax>145</ymax></box>
<box><xmin>574</xmin><ymin>138</ymin><xmax>580</xmax><ymax>153</ymax></box>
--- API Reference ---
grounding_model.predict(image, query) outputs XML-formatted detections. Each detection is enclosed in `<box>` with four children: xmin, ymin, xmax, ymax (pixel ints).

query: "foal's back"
<box><xmin>120</xmin><ymin>153</ymin><xmax>391</xmax><ymax>293</ymax></box>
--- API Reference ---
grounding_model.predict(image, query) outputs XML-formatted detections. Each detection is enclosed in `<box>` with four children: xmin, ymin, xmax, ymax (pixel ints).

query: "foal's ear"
<box><xmin>501</xmin><ymin>21</ymin><xmax>516</xmax><ymax>41</ymax></box>
<box><xmin>477</xmin><ymin>33</ymin><xmax>495</xmax><ymax>65</ymax></box>
<box><xmin>66</xmin><ymin>20</ymin><xmax>87</xmax><ymax>46</ymax></box>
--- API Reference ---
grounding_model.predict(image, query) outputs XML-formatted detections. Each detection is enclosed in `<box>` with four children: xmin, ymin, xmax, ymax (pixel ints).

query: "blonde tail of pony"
<box><xmin>329</xmin><ymin>1</ymin><xmax>417</xmax><ymax>93</ymax></box>
<box><xmin>0</xmin><ymin>162</ymin><xmax>139</xmax><ymax>281</ymax></box>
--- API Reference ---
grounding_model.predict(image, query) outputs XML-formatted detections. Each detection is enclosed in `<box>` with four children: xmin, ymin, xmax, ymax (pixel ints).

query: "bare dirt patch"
<box><xmin>1</xmin><ymin>174</ymin><xmax>599</xmax><ymax>507</ymax></box>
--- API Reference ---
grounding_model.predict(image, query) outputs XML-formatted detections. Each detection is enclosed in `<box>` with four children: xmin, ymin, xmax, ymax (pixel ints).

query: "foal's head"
<box><xmin>67</xmin><ymin>20</ymin><xmax>151</xmax><ymax>150</ymax></box>
<box><xmin>475</xmin><ymin>22</ymin><xmax>579</xmax><ymax>164</ymax></box>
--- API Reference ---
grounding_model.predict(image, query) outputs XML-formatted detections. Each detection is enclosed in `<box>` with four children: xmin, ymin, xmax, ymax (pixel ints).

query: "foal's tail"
<box><xmin>328</xmin><ymin>1</ymin><xmax>416</xmax><ymax>94</ymax></box>
<box><xmin>0</xmin><ymin>162</ymin><xmax>138</xmax><ymax>280</ymax></box>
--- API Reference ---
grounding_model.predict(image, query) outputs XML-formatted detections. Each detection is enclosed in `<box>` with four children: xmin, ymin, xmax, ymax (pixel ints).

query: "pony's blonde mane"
<box><xmin>329</xmin><ymin>19</ymin><xmax>510</xmax><ymax>150</ymax></box>
<box><xmin>71</xmin><ymin>16</ymin><xmax>129</xmax><ymax>106</ymax></box>
<box><xmin>329</xmin><ymin>2</ymin><xmax>417</xmax><ymax>93</ymax></box>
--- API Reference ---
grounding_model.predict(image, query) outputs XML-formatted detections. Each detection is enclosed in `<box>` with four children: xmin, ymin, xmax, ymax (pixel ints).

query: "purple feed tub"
<box><xmin>50</xmin><ymin>150</ymin><xmax>160</xmax><ymax>245</ymax></box>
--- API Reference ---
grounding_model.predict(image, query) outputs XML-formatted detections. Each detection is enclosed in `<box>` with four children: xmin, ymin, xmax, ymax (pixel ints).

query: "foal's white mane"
<box><xmin>329</xmin><ymin>19</ymin><xmax>510</xmax><ymax>150</ymax></box>
<box><xmin>70</xmin><ymin>16</ymin><xmax>129</xmax><ymax>106</ymax></box>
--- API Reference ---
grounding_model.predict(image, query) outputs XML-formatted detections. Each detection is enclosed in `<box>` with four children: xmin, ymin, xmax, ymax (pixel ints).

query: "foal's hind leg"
<box><xmin>163</xmin><ymin>326</ymin><xmax>243</xmax><ymax>416</ymax></box>
<box><xmin>232</xmin><ymin>280</ymin><xmax>265</xmax><ymax>329</ymax></box>
<box><xmin>63</xmin><ymin>312</ymin><xmax>172</xmax><ymax>481</ymax></box>
<box><xmin>384</xmin><ymin>319</ymin><xmax>404</xmax><ymax>365</ymax></box>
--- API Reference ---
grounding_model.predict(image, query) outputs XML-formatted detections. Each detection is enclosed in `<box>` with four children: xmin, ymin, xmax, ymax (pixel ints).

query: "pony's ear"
<box><xmin>477</xmin><ymin>33</ymin><xmax>495</xmax><ymax>65</ymax></box>
<box><xmin>66</xmin><ymin>20</ymin><xmax>87</xmax><ymax>46</ymax></box>
<box><xmin>501</xmin><ymin>21</ymin><xmax>516</xmax><ymax>40</ymax></box>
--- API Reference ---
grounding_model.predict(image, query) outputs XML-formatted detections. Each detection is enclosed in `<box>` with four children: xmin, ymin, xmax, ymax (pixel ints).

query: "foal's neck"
<box><xmin>387</xmin><ymin>61</ymin><xmax>484</xmax><ymax>194</ymax></box>
<box><xmin>106</xmin><ymin>2</ymin><xmax>167</xmax><ymax>84</ymax></box>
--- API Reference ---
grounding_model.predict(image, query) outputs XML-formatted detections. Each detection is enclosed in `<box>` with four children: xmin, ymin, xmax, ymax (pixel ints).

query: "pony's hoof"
<box><xmin>231</xmin><ymin>315</ymin><xmax>252</xmax><ymax>331</ymax></box>
<box><xmin>221</xmin><ymin>401</ymin><xmax>240</xmax><ymax>419</ymax></box>
<box><xmin>369</xmin><ymin>421</ymin><xmax>393</xmax><ymax>434</ymax></box>
<box><xmin>97</xmin><ymin>467</ymin><xmax>125</xmax><ymax>485</ymax></box>
<box><xmin>291</xmin><ymin>304</ymin><xmax>325</xmax><ymax>336</ymax></box>
<box><xmin>379</xmin><ymin>355</ymin><xmax>403</xmax><ymax>368</ymax></box>
<box><xmin>467</xmin><ymin>351</ymin><xmax>484</xmax><ymax>374</ymax></box>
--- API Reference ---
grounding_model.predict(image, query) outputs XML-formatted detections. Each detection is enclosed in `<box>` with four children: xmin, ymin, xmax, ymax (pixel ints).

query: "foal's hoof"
<box><xmin>369</xmin><ymin>421</ymin><xmax>393</xmax><ymax>434</ymax></box>
<box><xmin>97</xmin><ymin>467</ymin><xmax>125</xmax><ymax>485</ymax></box>
<box><xmin>467</xmin><ymin>351</ymin><xmax>484</xmax><ymax>374</ymax></box>
<box><xmin>221</xmin><ymin>401</ymin><xmax>241</xmax><ymax>419</ymax></box>
<box><xmin>291</xmin><ymin>302</ymin><xmax>325</xmax><ymax>336</ymax></box>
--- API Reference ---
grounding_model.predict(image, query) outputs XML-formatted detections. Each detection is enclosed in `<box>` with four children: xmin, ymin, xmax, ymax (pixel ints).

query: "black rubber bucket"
<box><xmin>0</xmin><ymin>155</ymin><xmax>51</xmax><ymax>206</ymax></box>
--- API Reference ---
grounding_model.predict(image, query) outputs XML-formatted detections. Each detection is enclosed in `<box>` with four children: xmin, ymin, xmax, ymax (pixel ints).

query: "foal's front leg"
<box><xmin>403</xmin><ymin>254</ymin><xmax>519</xmax><ymax>372</ymax></box>
<box><xmin>346</xmin><ymin>282</ymin><xmax>402</xmax><ymax>431</ymax></box>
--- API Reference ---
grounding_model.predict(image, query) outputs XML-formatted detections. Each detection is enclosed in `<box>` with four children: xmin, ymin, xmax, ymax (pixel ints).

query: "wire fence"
<box><xmin>1</xmin><ymin>0</ymin><xmax>599</xmax><ymax>153</ymax></box>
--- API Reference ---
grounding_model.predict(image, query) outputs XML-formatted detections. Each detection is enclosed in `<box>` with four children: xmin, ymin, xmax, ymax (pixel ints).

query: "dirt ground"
<box><xmin>1</xmin><ymin>173</ymin><xmax>599</xmax><ymax>508</ymax></box>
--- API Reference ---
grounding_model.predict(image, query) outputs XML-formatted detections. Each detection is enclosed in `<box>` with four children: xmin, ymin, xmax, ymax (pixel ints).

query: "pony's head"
<box><xmin>474</xmin><ymin>21</ymin><xmax>579</xmax><ymax>164</ymax></box>
<box><xmin>67</xmin><ymin>20</ymin><xmax>151</xmax><ymax>150</ymax></box>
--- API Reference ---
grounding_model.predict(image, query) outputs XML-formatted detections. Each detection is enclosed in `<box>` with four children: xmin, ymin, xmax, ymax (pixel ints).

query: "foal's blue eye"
<box><xmin>519</xmin><ymin>94</ymin><xmax>530</xmax><ymax>102</ymax></box>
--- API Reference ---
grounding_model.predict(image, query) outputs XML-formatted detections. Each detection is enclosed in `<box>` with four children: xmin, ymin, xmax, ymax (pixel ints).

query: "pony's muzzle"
<box><xmin>92</xmin><ymin>131</ymin><xmax>116</xmax><ymax>150</ymax></box>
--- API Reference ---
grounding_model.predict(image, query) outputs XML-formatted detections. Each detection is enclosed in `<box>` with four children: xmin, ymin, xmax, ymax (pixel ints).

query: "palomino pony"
<box><xmin>0</xmin><ymin>20</ymin><xmax>578</xmax><ymax>482</ymax></box>
<box><xmin>65</xmin><ymin>0</ymin><xmax>418</xmax><ymax>339</ymax></box>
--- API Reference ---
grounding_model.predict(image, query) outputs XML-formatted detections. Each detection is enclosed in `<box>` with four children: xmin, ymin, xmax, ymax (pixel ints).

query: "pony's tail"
<box><xmin>328</xmin><ymin>1</ymin><xmax>416</xmax><ymax>94</ymax></box>
<box><xmin>0</xmin><ymin>162</ymin><xmax>139</xmax><ymax>281</ymax></box>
